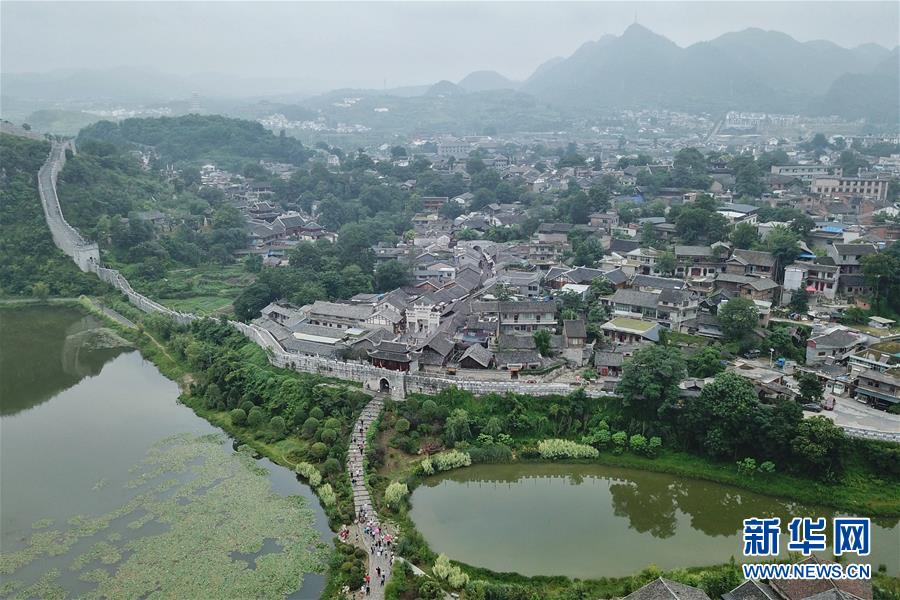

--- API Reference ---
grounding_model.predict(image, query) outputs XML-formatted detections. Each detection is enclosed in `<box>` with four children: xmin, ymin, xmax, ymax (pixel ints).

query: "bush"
<box><xmin>759</xmin><ymin>461</ymin><xmax>776</xmax><ymax>475</ymax></box>
<box><xmin>310</xmin><ymin>407</ymin><xmax>325</xmax><ymax>420</ymax></box>
<box><xmin>432</xmin><ymin>554</ymin><xmax>469</xmax><ymax>590</ymax></box>
<box><xmin>468</xmin><ymin>444</ymin><xmax>513</xmax><ymax>464</ymax></box>
<box><xmin>538</xmin><ymin>439</ymin><xmax>600</xmax><ymax>460</ymax></box>
<box><xmin>629</xmin><ymin>434</ymin><xmax>648</xmax><ymax>456</ymax></box>
<box><xmin>270</xmin><ymin>415</ymin><xmax>286</xmax><ymax>436</ymax></box>
<box><xmin>295</xmin><ymin>462</ymin><xmax>322</xmax><ymax>487</ymax></box>
<box><xmin>737</xmin><ymin>457</ymin><xmax>758</xmax><ymax>476</ymax></box>
<box><xmin>322</xmin><ymin>457</ymin><xmax>341</xmax><ymax>475</ymax></box>
<box><xmin>611</xmin><ymin>431</ymin><xmax>628</xmax><ymax>455</ymax></box>
<box><xmin>418</xmin><ymin>458</ymin><xmax>435</xmax><ymax>476</ymax></box>
<box><xmin>384</xmin><ymin>481</ymin><xmax>409</xmax><ymax>509</ymax></box>
<box><xmin>310</xmin><ymin>442</ymin><xmax>328</xmax><ymax>460</ymax></box>
<box><xmin>321</xmin><ymin>428</ymin><xmax>338</xmax><ymax>444</ymax></box>
<box><xmin>318</xmin><ymin>483</ymin><xmax>336</xmax><ymax>506</ymax></box>
<box><xmin>247</xmin><ymin>407</ymin><xmax>265</xmax><ymax>428</ymax></box>
<box><xmin>301</xmin><ymin>417</ymin><xmax>320</xmax><ymax>439</ymax></box>
<box><xmin>395</xmin><ymin>418</ymin><xmax>410</xmax><ymax>433</ymax></box>
<box><xmin>648</xmin><ymin>436</ymin><xmax>662</xmax><ymax>457</ymax></box>
<box><xmin>229</xmin><ymin>408</ymin><xmax>247</xmax><ymax>426</ymax></box>
<box><xmin>432</xmin><ymin>450</ymin><xmax>472</xmax><ymax>472</ymax></box>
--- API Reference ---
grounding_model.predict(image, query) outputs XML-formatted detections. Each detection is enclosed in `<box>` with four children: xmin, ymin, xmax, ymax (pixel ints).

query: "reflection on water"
<box><xmin>0</xmin><ymin>306</ymin><xmax>128</xmax><ymax>415</ymax></box>
<box><xmin>0</xmin><ymin>306</ymin><xmax>331</xmax><ymax>599</ymax></box>
<box><xmin>410</xmin><ymin>463</ymin><xmax>899</xmax><ymax>579</ymax></box>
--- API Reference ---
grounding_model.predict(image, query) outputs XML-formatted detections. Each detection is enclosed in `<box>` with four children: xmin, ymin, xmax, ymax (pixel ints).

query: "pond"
<box><xmin>0</xmin><ymin>306</ymin><xmax>330</xmax><ymax>599</ymax></box>
<box><xmin>409</xmin><ymin>462</ymin><xmax>899</xmax><ymax>579</ymax></box>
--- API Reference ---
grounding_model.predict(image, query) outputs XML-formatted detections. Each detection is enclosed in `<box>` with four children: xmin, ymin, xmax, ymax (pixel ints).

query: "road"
<box><xmin>806</xmin><ymin>394</ymin><xmax>900</xmax><ymax>439</ymax></box>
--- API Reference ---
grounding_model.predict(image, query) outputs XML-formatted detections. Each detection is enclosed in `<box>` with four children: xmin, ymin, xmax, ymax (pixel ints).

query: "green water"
<box><xmin>0</xmin><ymin>306</ymin><xmax>330</xmax><ymax>598</ymax></box>
<box><xmin>409</xmin><ymin>462</ymin><xmax>900</xmax><ymax>579</ymax></box>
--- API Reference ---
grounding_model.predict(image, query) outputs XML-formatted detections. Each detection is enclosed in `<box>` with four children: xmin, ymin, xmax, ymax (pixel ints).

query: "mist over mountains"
<box><xmin>3</xmin><ymin>25</ymin><xmax>897</xmax><ymax>125</ymax></box>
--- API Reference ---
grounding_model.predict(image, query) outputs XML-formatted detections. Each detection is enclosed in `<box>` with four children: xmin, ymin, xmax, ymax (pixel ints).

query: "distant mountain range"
<box><xmin>3</xmin><ymin>25</ymin><xmax>897</xmax><ymax>129</ymax></box>
<box><xmin>519</xmin><ymin>24</ymin><xmax>895</xmax><ymax>117</ymax></box>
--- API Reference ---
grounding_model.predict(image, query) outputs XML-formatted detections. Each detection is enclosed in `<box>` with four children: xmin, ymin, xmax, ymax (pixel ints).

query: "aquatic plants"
<box><xmin>0</xmin><ymin>434</ymin><xmax>328</xmax><ymax>598</ymax></box>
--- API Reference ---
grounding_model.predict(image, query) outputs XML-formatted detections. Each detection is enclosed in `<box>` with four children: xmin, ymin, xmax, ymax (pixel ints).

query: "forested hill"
<box><xmin>0</xmin><ymin>134</ymin><xmax>102</xmax><ymax>297</ymax></box>
<box><xmin>76</xmin><ymin>114</ymin><xmax>311</xmax><ymax>170</ymax></box>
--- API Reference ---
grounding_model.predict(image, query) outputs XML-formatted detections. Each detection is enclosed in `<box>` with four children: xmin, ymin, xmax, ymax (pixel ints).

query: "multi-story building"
<box><xmin>812</xmin><ymin>174</ymin><xmax>890</xmax><ymax>201</ymax></box>
<box><xmin>854</xmin><ymin>368</ymin><xmax>900</xmax><ymax>409</ymax></box>
<box><xmin>771</xmin><ymin>164</ymin><xmax>841</xmax><ymax>181</ymax></box>
<box><xmin>602</xmin><ymin>288</ymin><xmax>698</xmax><ymax>332</ymax></box>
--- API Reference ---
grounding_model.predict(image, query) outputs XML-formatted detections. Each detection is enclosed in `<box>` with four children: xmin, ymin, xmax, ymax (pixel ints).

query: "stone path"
<box><xmin>347</xmin><ymin>395</ymin><xmax>392</xmax><ymax>599</ymax></box>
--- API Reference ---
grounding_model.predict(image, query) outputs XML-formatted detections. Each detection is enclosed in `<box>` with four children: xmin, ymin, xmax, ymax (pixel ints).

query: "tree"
<box><xmin>791</xmin><ymin>416</ymin><xmax>845</xmax><ymax>480</ymax></box>
<box><xmin>444</xmin><ymin>409</ymin><xmax>472</xmax><ymax>444</ymax></box>
<box><xmin>730</xmin><ymin>155</ymin><xmax>764</xmax><ymax>198</ymax></box>
<box><xmin>718</xmin><ymin>298</ymin><xmax>759</xmax><ymax>342</ymax></box>
<box><xmin>533</xmin><ymin>329</ymin><xmax>552</xmax><ymax>357</ymax></box>
<box><xmin>384</xmin><ymin>481</ymin><xmax>409</xmax><ymax>509</ymax></box>
<box><xmin>861</xmin><ymin>250</ymin><xmax>900</xmax><ymax>312</ymax></box>
<box><xmin>375</xmin><ymin>260</ymin><xmax>409</xmax><ymax>292</ymax></box>
<box><xmin>30</xmin><ymin>282</ymin><xmax>49</xmax><ymax>301</ymax></box>
<box><xmin>230</xmin><ymin>408</ymin><xmax>247</xmax><ymax>426</ymax></box>
<box><xmin>789</xmin><ymin>289</ymin><xmax>809</xmax><ymax>314</ymax></box>
<box><xmin>797</xmin><ymin>372</ymin><xmax>824</xmax><ymax>404</ymax></box>
<box><xmin>765</xmin><ymin>225</ymin><xmax>800</xmax><ymax>282</ymax></box>
<box><xmin>731</xmin><ymin>222</ymin><xmax>759</xmax><ymax>249</ymax></box>
<box><xmin>656</xmin><ymin>251</ymin><xmax>676</xmax><ymax>276</ymax></box>
<box><xmin>233</xmin><ymin>282</ymin><xmax>275</xmax><ymax>321</ymax></box>
<box><xmin>687</xmin><ymin>344</ymin><xmax>725</xmax><ymax>378</ymax></box>
<box><xmin>679</xmin><ymin>372</ymin><xmax>760</xmax><ymax>460</ymax></box>
<box><xmin>310</xmin><ymin>441</ymin><xmax>328</xmax><ymax>460</ymax></box>
<box><xmin>616</xmin><ymin>346</ymin><xmax>686</xmax><ymax>429</ymax></box>
<box><xmin>270</xmin><ymin>415</ymin><xmax>287</xmax><ymax>436</ymax></box>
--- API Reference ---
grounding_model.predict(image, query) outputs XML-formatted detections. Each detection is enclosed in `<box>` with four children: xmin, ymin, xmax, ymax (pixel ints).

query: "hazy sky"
<box><xmin>3</xmin><ymin>1</ymin><xmax>899</xmax><ymax>90</ymax></box>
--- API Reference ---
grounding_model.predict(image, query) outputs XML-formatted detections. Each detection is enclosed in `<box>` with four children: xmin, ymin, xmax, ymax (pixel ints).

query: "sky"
<box><xmin>3</xmin><ymin>1</ymin><xmax>899</xmax><ymax>92</ymax></box>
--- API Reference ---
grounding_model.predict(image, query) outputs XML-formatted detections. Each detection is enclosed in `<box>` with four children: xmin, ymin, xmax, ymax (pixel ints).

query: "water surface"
<box><xmin>409</xmin><ymin>462</ymin><xmax>899</xmax><ymax>579</ymax></box>
<box><xmin>0</xmin><ymin>306</ymin><xmax>330</xmax><ymax>598</ymax></box>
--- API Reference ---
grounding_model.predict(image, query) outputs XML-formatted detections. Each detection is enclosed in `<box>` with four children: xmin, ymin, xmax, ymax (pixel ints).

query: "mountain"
<box><xmin>815</xmin><ymin>50</ymin><xmax>900</xmax><ymax>124</ymax></box>
<box><xmin>425</xmin><ymin>80</ymin><xmax>467</xmax><ymax>97</ymax></box>
<box><xmin>522</xmin><ymin>24</ymin><xmax>894</xmax><ymax>116</ymax></box>
<box><xmin>457</xmin><ymin>70</ymin><xmax>518</xmax><ymax>92</ymax></box>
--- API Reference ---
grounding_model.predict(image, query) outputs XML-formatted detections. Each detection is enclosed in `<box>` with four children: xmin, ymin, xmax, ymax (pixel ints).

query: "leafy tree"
<box><xmin>248</xmin><ymin>407</ymin><xmax>266</xmax><ymax>428</ymax></box>
<box><xmin>31</xmin><ymin>282</ymin><xmax>50</xmax><ymax>300</ymax></box>
<box><xmin>861</xmin><ymin>248</ymin><xmax>900</xmax><ymax>312</ymax></box>
<box><xmin>789</xmin><ymin>289</ymin><xmax>809</xmax><ymax>314</ymax></box>
<box><xmin>374</xmin><ymin>260</ymin><xmax>409</xmax><ymax>292</ymax></box>
<box><xmin>765</xmin><ymin>225</ymin><xmax>800</xmax><ymax>281</ymax></box>
<box><xmin>533</xmin><ymin>329</ymin><xmax>552</xmax><ymax>357</ymax></box>
<box><xmin>730</xmin><ymin>155</ymin><xmax>764</xmax><ymax>198</ymax></box>
<box><xmin>731</xmin><ymin>222</ymin><xmax>759</xmax><ymax>249</ymax></box>
<box><xmin>656</xmin><ymin>251</ymin><xmax>676</xmax><ymax>276</ymax></box>
<box><xmin>616</xmin><ymin>346</ymin><xmax>686</xmax><ymax>429</ymax></box>
<box><xmin>797</xmin><ymin>372</ymin><xmax>824</xmax><ymax>404</ymax></box>
<box><xmin>444</xmin><ymin>409</ymin><xmax>472</xmax><ymax>444</ymax></box>
<box><xmin>233</xmin><ymin>282</ymin><xmax>275</xmax><ymax>321</ymax></box>
<box><xmin>717</xmin><ymin>298</ymin><xmax>759</xmax><ymax>342</ymax></box>
<box><xmin>687</xmin><ymin>344</ymin><xmax>725</xmax><ymax>378</ymax></box>
<box><xmin>230</xmin><ymin>408</ymin><xmax>247</xmax><ymax>426</ymax></box>
<box><xmin>791</xmin><ymin>416</ymin><xmax>845</xmax><ymax>480</ymax></box>
<box><xmin>310</xmin><ymin>442</ymin><xmax>328</xmax><ymax>460</ymax></box>
<box><xmin>679</xmin><ymin>372</ymin><xmax>760</xmax><ymax>460</ymax></box>
<box><xmin>270</xmin><ymin>415</ymin><xmax>287</xmax><ymax>436</ymax></box>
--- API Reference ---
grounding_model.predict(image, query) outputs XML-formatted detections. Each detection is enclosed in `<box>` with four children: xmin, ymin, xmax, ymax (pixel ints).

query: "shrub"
<box><xmin>759</xmin><ymin>461</ymin><xmax>776</xmax><ymax>474</ymax></box>
<box><xmin>318</xmin><ymin>483</ymin><xmax>336</xmax><ymax>506</ymax></box>
<box><xmin>432</xmin><ymin>450</ymin><xmax>472</xmax><ymax>472</ymax></box>
<box><xmin>418</xmin><ymin>458</ymin><xmax>435</xmax><ymax>476</ymax></box>
<box><xmin>538</xmin><ymin>439</ymin><xmax>600</xmax><ymax>460</ymax></box>
<box><xmin>270</xmin><ymin>416</ymin><xmax>286</xmax><ymax>436</ymax></box>
<box><xmin>239</xmin><ymin>400</ymin><xmax>255</xmax><ymax>414</ymax></box>
<box><xmin>611</xmin><ymin>431</ymin><xmax>628</xmax><ymax>455</ymax></box>
<box><xmin>323</xmin><ymin>417</ymin><xmax>341</xmax><ymax>431</ymax></box>
<box><xmin>301</xmin><ymin>417</ymin><xmax>320</xmax><ymax>439</ymax></box>
<box><xmin>247</xmin><ymin>407</ymin><xmax>266</xmax><ymax>428</ymax></box>
<box><xmin>648</xmin><ymin>436</ymin><xmax>662</xmax><ymax>457</ymax></box>
<box><xmin>582</xmin><ymin>421</ymin><xmax>612</xmax><ymax>449</ymax></box>
<box><xmin>310</xmin><ymin>442</ymin><xmax>328</xmax><ymax>460</ymax></box>
<box><xmin>229</xmin><ymin>408</ymin><xmax>247</xmax><ymax>426</ymax></box>
<box><xmin>737</xmin><ymin>457</ymin><xmax>758</xmax><ymax>476</ymax></box>
<box><xmin>432</xmin><ymin>554</ymin><xmax>469</xmax><ymax>590</ymax></box>
<box><xmin>321</xmin><ymin>428</ymin><xmax>338</xmax><ymax>444</ymax></box>
<box><xmin>468</xmin><ymin>444</ymin><xmax>513</xmax><ymax>464</ymax></box>
<box><xmin>384</xmin><ymin>481</ymin><xmax>409</xmax><ymax>509</ymax></box>
<box><xmin>322</xmin><ymin>458</ymin><xmax>341</xmax><ymax>475</ymax></box>
<box><xmin>310</xmin><ymin>407</ymin><xmax>325</xmax><ymax>420</ymax></box>
<box><xmin>395</xmin><ymin>418</ymin><xmax>410</xmax><ymax>433</ymax></box>
<box><xmin>629</xmin><ymin>434</ymin><xmax>649</xmax><ymax>456</ymax></box>
<box><xmin>295</xmin><ymin>462</ymin><xmax>322</xmax><ymax>487</ymax></box>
